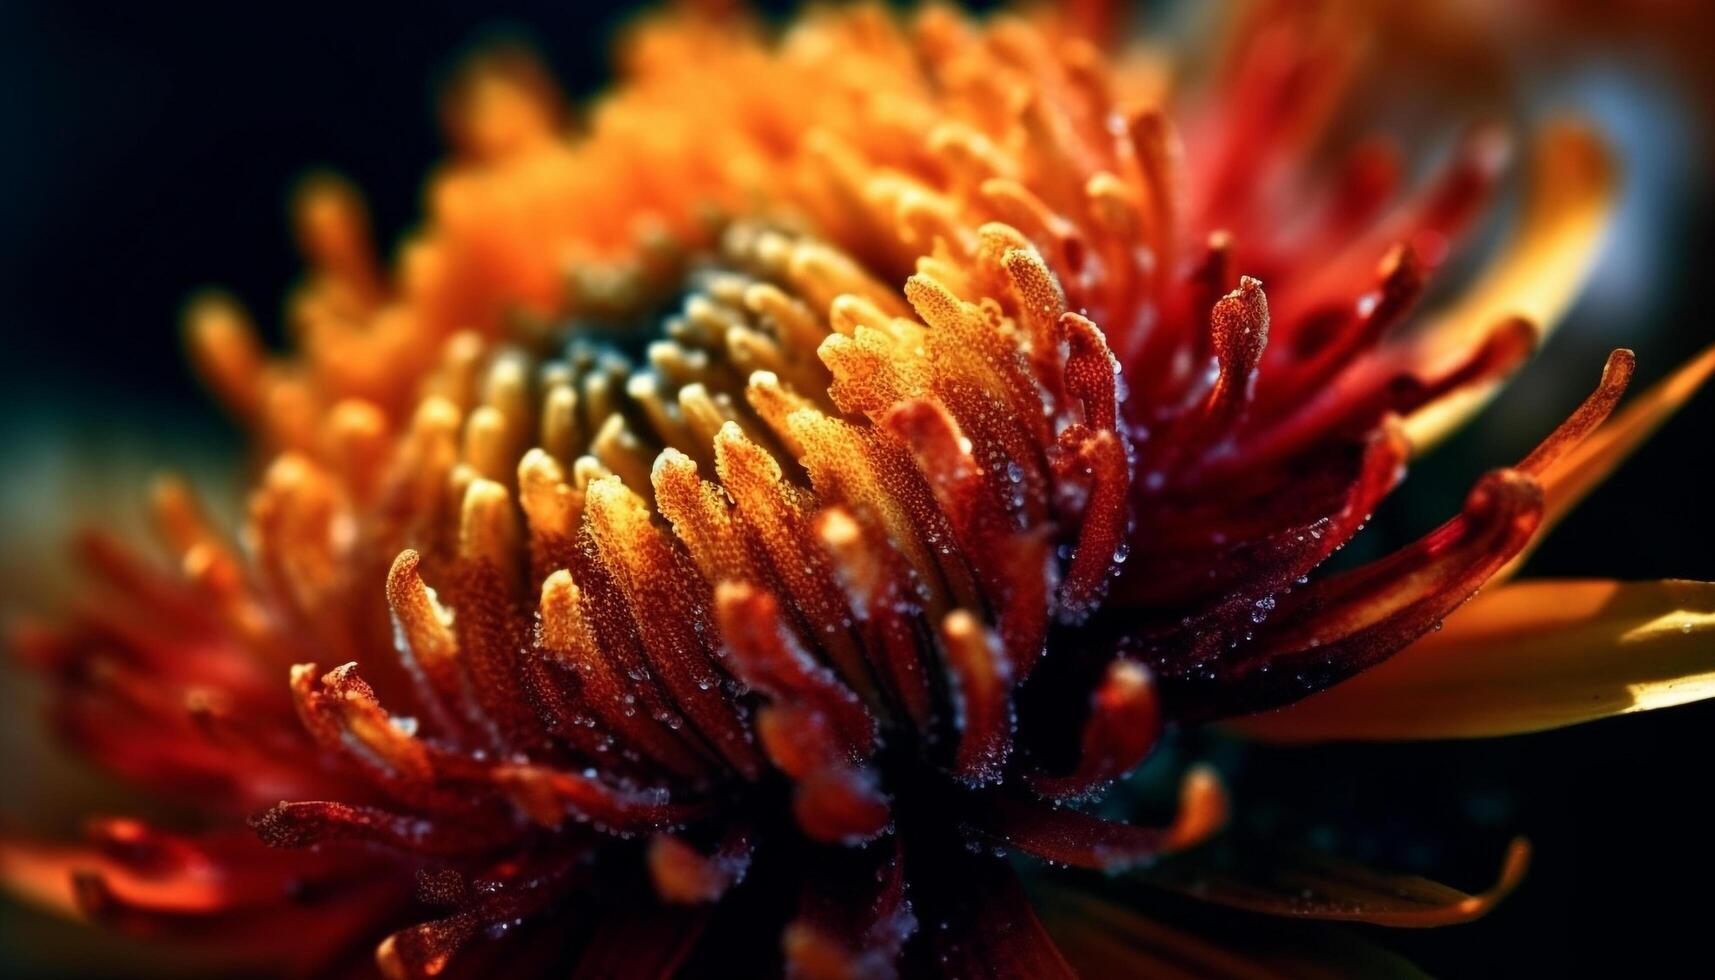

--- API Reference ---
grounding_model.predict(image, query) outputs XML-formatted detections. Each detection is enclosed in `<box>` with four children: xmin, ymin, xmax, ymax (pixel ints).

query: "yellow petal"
<box><xmin>1402</xmin><ymin>122</ymin><xmax>1616</xmax><ymax>453</ymax></box>
<box><xmin>1229</xmin><ymin>579</ymin><xmax>1715</xmax><ymax>742</ymax></box>
<box><xmin>1495</xmin><ymin>344</ymin><xmax>1715</xmax><ymax>582</ymax></box>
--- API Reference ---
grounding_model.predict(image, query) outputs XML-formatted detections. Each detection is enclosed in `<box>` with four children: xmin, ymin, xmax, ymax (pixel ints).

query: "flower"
<box><xmin>4</xmin><ymin>1</ymin><xmax>1712</xmax><ymax>977</ymax></box>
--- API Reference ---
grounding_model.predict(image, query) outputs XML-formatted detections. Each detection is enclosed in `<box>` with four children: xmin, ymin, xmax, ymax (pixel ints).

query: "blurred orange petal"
<box><xmin>1402</xmin><ymin>122</ymin><xmax>1616</xmax><ymax>452</ymax></box>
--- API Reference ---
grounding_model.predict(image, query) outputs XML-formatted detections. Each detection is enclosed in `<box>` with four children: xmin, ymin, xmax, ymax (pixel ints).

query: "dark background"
<box><xmin>1</xmin><ymin>1</ymin><xmax>1711</xmax><ymax>976</ymax></box>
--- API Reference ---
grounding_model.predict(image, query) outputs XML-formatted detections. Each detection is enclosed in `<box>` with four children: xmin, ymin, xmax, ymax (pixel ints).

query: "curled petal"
<box><xmin>1061</xmin><ymin>312</ymin><xmax>1120</xmax><ymax>432</ymax></box>
<box><xmin>1146</xmin><ymin>276</ymin><xmax>1273</xmax><ymax>474</ymax></box>
<box><xmin>1164</xmin><ymin>468</ymin><xmax>1544</xmax><ymax>720</ymax></box>
<box><xmin>0</xmin><ymin>831</ymin><xmax>239</xmax><ymax>919</ymax></box>
<box><xmin>377</xmin><ymin>853</ymin><xmax>582</xmax><ymax>980</ymax></box>
<box><xmin>1403</xmin><ymin>122</ymin><xmax>1616</xmax><ymax>452</ymax></box>
<box><xmin>791</xmin><ymin>765</ymin><xmax>892</xmax><ymax>846</ymax></box>
<box><xmin>783</xmin><ymin>842</ymin><xmax>915</xmax><ymax>980</ymax></box>
<box><xmin>377</xmin><ymin>912</ymin><xmax>481</xmax><ymax>980</ymax></box>
<box><xmin>973</xmin><ymin>766</ymin><xmax>1227</xmax><ymax>871</ymax></box>
<box><xmin>1497</xmin><ymin>343</ymin><xmax>1715</xmax><ymax>581</ymax></box>
<box><xmin>1054</xmin><ymin>427</ymin><xmax>1131</xmax><ymax>624</ymax></box>
<box><xmin>290</xmin><ymin>663</ymin><xmax>434</xmax><ymax>785</ymax></box>
<box><xmin>386</xmin><ymin>549</ymin><xmax>477</xmax><ymax>741</ymax></box>
<box><xmin>882</xmin><ymin>399</ymin><xmax>1048</xmax><ymax>671</ymax></box>
<box><xmin>1027</xmin><ymin>659</ymin><xmax>1161</xmax><ymax>798</ymax></box>
<box><xmin>647</xmin><ymin>827</ymin><xmax>753</xmax><ymax>904</ymax></box>
<box><xmin>715</xmin><ymin>581</ymin><xmax>877</xmax><ymax>757</ymax></box>
<box><xmin>583</xmin><ymin>476</ymin><xmax>762</xmax><ymax>777</ymax></box>
<box><xmin>1516</xmin><ymin>348</ymin><xmax>1634</xmax><ymax>476</ymax></box>
<box><xmin>1230</xmin><ymin>579</ymin><xmax>1715</xmax><ymax>741</ymax></box>
<box><xmin>1205</xmin><ymin>276</ymin><xmax>1270</xmax><ymax>429</ymax></box>
<box><xmin>1225</xmin><ymin>315</ymin><xmax>1535</xmax><ymax>477</ymax></box>
<box><xmin>451</xmin><ymin>489</ymin><xmax>538</xmax><ymax>746</ymax></box>
<box><xmin>1035</xmin><ymin>881</ymin><xmax>1432</xmax><ymax>979</ymax></box>
<box><xmin>713</xmin><ymin>423</ymin><xmax>875</xmax><ymax>700</ymax></box>
<box><xmin>1151</xmin><ymin>839</ymin><xmax>1530</xmax><ymax>928</ymax></box>
<box><xmin>756</xmin><ymin>703</ymin><xmax>849</xmax><ymax>782</ymax></box>
<box><xmin>816</xmin><ymin>508</ymin><xmax>937</xmax><ymax>729</ymax></box>
<box><xmin>942</xmin><ymin>611</ymin><xmax>1014</xmax><ymax>785</ymax></box>
<box><xmin>184</xmin><ymin>294</ymin><xmax>267</xmax><ymax>422</ymax></box>
<box><xmin>1126</xmin><ymin>420</ymin><xmax>1408</xmax><ymax>611</ymax></box>
<box><xmin>1261</xmin><ymin>242</ymin><xmax>1424</xmax><ymax>412</ymax></box>
<box><xmin>534</xmin><ymin>569</ymin><xmax>710</xmax><ymax>780</ymax></box>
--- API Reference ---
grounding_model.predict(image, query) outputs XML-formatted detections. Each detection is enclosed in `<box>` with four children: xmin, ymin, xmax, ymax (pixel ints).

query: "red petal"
<box><xmin>912</xmin><ymin>848</ymin><xmax>1076</xmax><ymax>980</ymax></box>
<box><xmin>569</xmin><ymin>904</ymin><xmax>710</xmax><ymax>980</ymax></box>
<box><xmin>1162</xmin><ymin>467</ymin><xmax>1544</xmax><ymax>720</ymax></box>
<box><xmin>251</xmin><ymin>801</ymin><xmax>499</xmax><ymax>857</ymax></box>
<box><xmin>715</xmin><ymin>581</ymin><xmax>877</xmax><ymax>757</ymax></box>
<box><xmin>376</xmin><ymin>854</ymin><xmax>583</xmax><ymax>979</ymax></box>
<box><xmin>377</xmin><ymin>912</ymin><xmax>481</xmax><ymax>980</ymax></box>
<box><xmin>791</xmin><ymin>765</ymin><xmax>892</xmax><ymax>846</ymax></box>
<box><xmin>783</xmin><ymin>840</ymin><xmax>915</xmax><ymax>980</ymax></box>
<box><xmin>815</xmin><ymin>508</ymin><xmax>937</xmax><ymax>729</ymax></box>
<box><xmin>974</xmin><ymin>766</ymin><xmax>1226</xmax><ymax>871</ymax></box>
<box><xmin>1062</xmin><ymin>312</ymin><xmax>1120</xmax><ymax>433</ymax></box>
<box><xmin>1516</xmin><ymin>348</ymin><xmax>1634</xmax><ymax>476</ymax></box>
<box><xmin>3</xmin><ymin>825</ymin><xmax>404</xmax><ymax>971</ymax></box>
<box><xmin>491</xmin><ymin>763</ymin><xmax>709</xmax><ymax>833</ymax></box>
<box><xmin>1035</xmin><ymin>879</ymin><xmax>1431</xmax><ymax>978</ymax></box>
<box><xmin>1053</xmin><ymin>427</ymin><xmax>1131</xmax><ymax>624</ymax></box>
<box><xmin>1125</xmin><ymin>419</ymin><xmax>1407</xmax><ymax>611</ymax></box>
<box><xmin>647</xmin><ymin>826</ymin><xmax>753</xmax><ymax>904</ymax></box>
<box><xmin>1151</xmin><ymin>838</ymin><xmax>1530</xmax><ymax>928</ymax></box>
<box><xmin>1026</xmin><ymin>659</ymin><xmax>1161</xmax><ymax>798</ymax></box>
<box><xmin>941</xmin><ymin>611</ymin><xmax>1013</xmax><ymax>785</ymax></box>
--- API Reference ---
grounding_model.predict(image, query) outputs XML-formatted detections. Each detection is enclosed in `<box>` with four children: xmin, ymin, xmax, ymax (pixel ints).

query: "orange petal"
<box><xmin>1035</xmin><ymin>882</ymin><xmax>1432</xmax><ymax>979</ymax></box>
<box><xmin>1230</xmin><ymin>579</ymin><xmax>1715</xmax><ymax>742</ymax></box>
<box><xmin>1026</xmin><ymin>659</ymin><xmax>1161</xmax><ymax>798</ymax></box>
<box><xmin>1403</xmin><ymin>122</ymin><xmax>1616</xmax><ymax>453</ymax></box>
<box><xmin>646</xmin><ymin>828</ymin><xmax>752</xmax><ymax>904</ymax></box>
<box><xmin>1152</xmin><ymin>839</ymin><xmax>1529</xmax><ymax>928</ymax></box>
<box><xmin>973</xmin><ymin>766</ymin><xmax>1226</xmax><ymax>871</ymax></box>
<box><xmin>0</xmin><ymin>838</ymin><xmax>85</xmax><ymax>918</ymax></box>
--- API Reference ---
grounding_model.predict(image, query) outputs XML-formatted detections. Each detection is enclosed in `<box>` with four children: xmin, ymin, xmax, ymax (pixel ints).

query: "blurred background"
<box><xmin>1</xmin><ymin>0</ymin><xmax>1711</xmax><ymax>975</ymax></box>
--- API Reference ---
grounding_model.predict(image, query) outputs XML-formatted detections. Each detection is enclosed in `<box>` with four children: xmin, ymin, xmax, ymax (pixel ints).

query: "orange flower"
<box><xmin>4</xmin><ymin>2</ymin><xmax>1712</xmax><ymax>977</ymax></box>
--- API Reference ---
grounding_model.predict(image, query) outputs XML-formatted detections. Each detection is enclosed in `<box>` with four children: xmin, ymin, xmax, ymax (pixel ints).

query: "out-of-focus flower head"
<box><xmin>4</xmin><ymin>1</ymin><xmax>1712</xmax><ymax>976</ymax></box>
